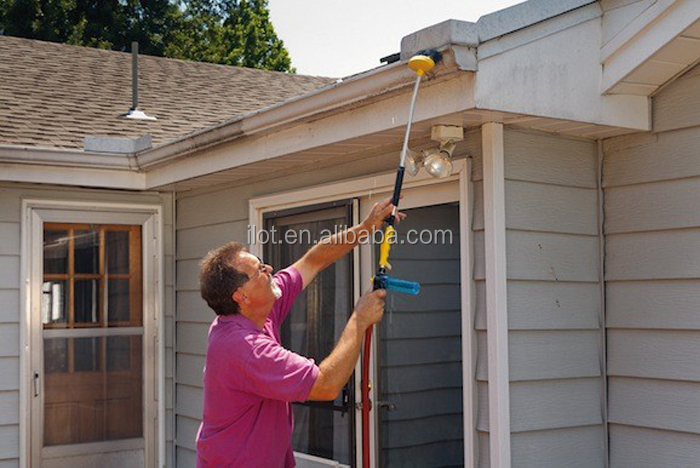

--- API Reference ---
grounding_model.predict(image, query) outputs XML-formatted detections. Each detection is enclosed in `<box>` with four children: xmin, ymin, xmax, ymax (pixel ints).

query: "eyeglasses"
<box><xmin>243</xmin><ymin>256</ymin><xmax>267</xmax><ymax>284</ymax></box>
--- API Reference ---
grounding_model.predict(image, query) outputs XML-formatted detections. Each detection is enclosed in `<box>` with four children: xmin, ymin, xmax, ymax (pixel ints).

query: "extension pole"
<box><xmin>361</xmin><ymin>51</ymin><xmax>439</xmax><ymax>467</ymax></box>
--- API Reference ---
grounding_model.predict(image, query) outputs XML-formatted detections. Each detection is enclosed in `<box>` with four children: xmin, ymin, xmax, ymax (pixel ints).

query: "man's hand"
<box><xmin>361</xmin><ymin>198</ymin><xmax>407</xmax><ymax>233</ymax></box>
<box><xmin>354</xmin><ymin>289</ymin><xmax>387</xmax><ymax>329</ymax></box>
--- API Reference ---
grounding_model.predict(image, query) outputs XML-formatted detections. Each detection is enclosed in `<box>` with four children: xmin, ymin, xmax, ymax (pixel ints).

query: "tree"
<box><xmin>0</xmin><ymin>0</ymin><xmax>294</xmax><ymax>72</ymax></box>
<box><xmin>0</xmin><ymin>0</ymin><xmax>179</xmax><ymax>52</ymax></box>
<box><xmin>165</xmin><ymin>0</ymin><xmax>293</xmax><ymax>72</ymax></box>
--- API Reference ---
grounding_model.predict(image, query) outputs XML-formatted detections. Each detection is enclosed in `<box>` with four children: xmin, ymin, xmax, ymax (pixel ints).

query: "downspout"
<box><xmin>596</xmin><ymin>139</ymin><xmax>609</xmax><ymax>468</ymax></box>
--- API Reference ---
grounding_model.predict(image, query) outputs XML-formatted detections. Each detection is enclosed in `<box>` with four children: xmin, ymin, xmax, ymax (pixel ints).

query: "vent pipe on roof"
<box><xmin>124</xmin><ymin>41</ymin><xmax>156</xmax><ymax>121</ymax></box>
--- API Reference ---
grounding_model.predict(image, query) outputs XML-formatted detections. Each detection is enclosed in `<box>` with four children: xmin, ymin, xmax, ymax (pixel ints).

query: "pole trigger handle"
<box><xmin>373</xmin><ymin>273</ymin><xmax>420</xmax><ymax>295</ymax></box>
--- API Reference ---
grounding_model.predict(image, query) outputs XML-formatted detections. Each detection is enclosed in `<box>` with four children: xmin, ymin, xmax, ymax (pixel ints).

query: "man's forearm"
<box><xmin>307</xmin><ymin>313</ymin><xmax>367</xmax><ymax>401</ymax></box>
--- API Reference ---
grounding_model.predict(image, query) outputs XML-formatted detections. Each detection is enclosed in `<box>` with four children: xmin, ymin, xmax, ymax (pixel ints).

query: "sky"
<box><xmin>268</xmin><ymin>0</ymin><xmax>524</xmax><ymax>78</ymax></box>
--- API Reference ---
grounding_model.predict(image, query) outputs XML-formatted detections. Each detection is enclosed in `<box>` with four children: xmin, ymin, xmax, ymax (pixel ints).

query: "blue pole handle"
<box><xmin>384</xmin><ymin>276</ymin><xmax>420</xmax><ymax>295</ymax></box>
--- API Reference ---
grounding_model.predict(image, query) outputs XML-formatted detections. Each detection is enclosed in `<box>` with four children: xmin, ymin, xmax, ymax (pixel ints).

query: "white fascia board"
<box><xmin>601</xmin><ymin>0</ymin><xmax>700</xmax><ymax>93</ymax></box>
<box><xmin>144</xmin><ymin>71</ymin><xmax>475</xmax><ymax>189</ymax></box>
<box><xmin>0</xmin><ymin>145</ymin><xmax>135</xmax><ymax>169</ymax></box>
<box><xmin>601</xmin><ymin>0</ymin><xmax>677</xmax><ymax>61</ymax></box>
<box><xmin>475</xmin><ymin>12</ymin><xmax>651</xmax><ymax>131</ymax></box>
<box><xmin>0</xmin><ymin>162</ymin><xmax>145</xmax><ymax>190</ymax></box>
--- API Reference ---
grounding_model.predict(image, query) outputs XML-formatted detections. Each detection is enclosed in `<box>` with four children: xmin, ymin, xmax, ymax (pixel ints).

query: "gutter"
<box><xmin>477</xmin><ymin>0</ymin><xmax>597</xmax><ymax>42</ymax></box>
<box><xmin>0</xmin><ymin>144</ymin><xmax>135</xmax><ymax>170</ymax></box>
<box><xmin>136</xmin><ymin>50</ymin><xmax>470</xmax><ymax>169</ymax></box>
<box><xmin>136</xmin><ymin>61</ymin><xmax>413</xmax><ymax>169</ymax></box>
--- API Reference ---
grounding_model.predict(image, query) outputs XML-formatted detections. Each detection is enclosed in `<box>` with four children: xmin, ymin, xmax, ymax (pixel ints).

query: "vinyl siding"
<box><xmin>0</xmin><ymin>183</ymin><xmax>175</xmax><ymax>466</ymax></box>
<box><xmin>174</xmin><ymin>133</ymin><xmax>481</xmax><ymax>466</ymax></box>
<box><xmin>498</xmin><ymin>128</ymin><xmax>604</xmax><ymax>467</ymax></box>
<box><xmin>603</xmin><ymin>61</ymin><xmax>700</xmax><ymax>467</ymax></box>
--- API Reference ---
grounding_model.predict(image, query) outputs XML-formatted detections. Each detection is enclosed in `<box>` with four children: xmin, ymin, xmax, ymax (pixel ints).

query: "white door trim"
<box><xmin>19</xmin><ymin>199</ymin><xmax>165</xmax><ymax>468</ymax></box>
<box><xmin>248</xmin><ymin>159</ymin><xmax>474</xmax><ymax>467</ymax></box>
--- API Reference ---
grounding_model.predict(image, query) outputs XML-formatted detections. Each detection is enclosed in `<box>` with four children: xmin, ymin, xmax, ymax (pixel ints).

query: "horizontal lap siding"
<box><xmin>476</xmin><ymin>330</ymin><xmax>602</xmax><ymax>382</ymax></box>
<box><xmin>0</xmin><ymin>184</ymin><xmax>174</xmax><ymax>466</ymax></box>
<box><xmin>609</xmin><ymin>425</ymin><xmax>700</xmax><ymax>468</ymax></box>
<box><xmin>503</xmin><ymin>129</ymin><xmax>603</xmax><ymax>467</ymax></box>
<box><xmin>477</xmin><ymin>426</ymin><xmax>605</xmax><ymax>468</ymax></box>
<box><xmin>175</xmin><ymin>183</ymin><xmax>254</xmax><ymax>463</ymax></box>
<box><xmin>603</xmin><ymin>63</ymin><xmax>700</xmax><ymax>467</ymax></box>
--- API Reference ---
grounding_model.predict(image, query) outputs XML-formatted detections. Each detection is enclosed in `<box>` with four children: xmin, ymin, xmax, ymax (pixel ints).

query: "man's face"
<box><xmin>234</xmin><ymin>252</ymin><xmax>281</xmax><ymax>309</ymax></box>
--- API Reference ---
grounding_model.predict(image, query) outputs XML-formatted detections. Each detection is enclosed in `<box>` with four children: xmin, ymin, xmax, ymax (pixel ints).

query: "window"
<box><xmin>41</xmin><ymin>223</ymin><xmax>143</xmax><ymax>446</ymax></box>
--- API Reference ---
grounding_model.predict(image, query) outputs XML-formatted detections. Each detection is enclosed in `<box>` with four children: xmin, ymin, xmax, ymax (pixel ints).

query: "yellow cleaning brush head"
<box><xmin>408</xmin><ymin>54</ymin><xmax>436</xmax><ymax>76</ymax></box>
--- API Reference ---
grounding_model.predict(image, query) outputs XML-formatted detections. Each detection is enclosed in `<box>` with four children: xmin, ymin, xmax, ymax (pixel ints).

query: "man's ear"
<box><xmin>232</xmin><ymin>290</ymin><xmax>246</xmax><ymax>306</ymax></box>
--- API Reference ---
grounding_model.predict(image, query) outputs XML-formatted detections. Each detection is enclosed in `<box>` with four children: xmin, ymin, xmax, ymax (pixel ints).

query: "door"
<box><xmin>264</xmin><ymin>201</ymin><xmax>356</xmax><ymax>467</ymax></box>
<box><xmin>360</xmin><ymin>182</ymin><xmax>464</xmax><ymax>467</ymax></box>
<box><xmin>27</xmin><ymin>207</ymin><xmax>159</xmax><ymax>468</ymax></box>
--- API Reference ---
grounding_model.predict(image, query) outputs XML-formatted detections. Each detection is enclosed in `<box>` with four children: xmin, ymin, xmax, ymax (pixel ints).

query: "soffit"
<box><xmin>165</xmin><ymin>108</ymin><xmax>634</xmax><ymax>193</ymax></box>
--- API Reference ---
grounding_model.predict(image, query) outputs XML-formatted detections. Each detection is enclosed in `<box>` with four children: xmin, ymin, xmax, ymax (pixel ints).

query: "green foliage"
<box><xmin>0</xmin><ymin>0</ymin><xmax>294</xmax><ymax>72</ymax></box>
<box><xmin>166</xmin><ymin>0</ymin><xmax>293</xmax><ymax>72</ymax></box>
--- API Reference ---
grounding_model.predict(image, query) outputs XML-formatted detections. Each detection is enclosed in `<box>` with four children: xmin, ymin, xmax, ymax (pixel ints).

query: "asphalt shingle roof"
<box><xmin>0</xmin><ymin>36</ymin><xmax>333</xmax><ymax>149</ymax></box>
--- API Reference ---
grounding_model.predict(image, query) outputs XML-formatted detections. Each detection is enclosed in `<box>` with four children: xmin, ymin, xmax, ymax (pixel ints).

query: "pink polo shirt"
<box><xmin>196</xmin><ymin>267</ymin><xmax>319</xmax><ymax>467</ymax></box>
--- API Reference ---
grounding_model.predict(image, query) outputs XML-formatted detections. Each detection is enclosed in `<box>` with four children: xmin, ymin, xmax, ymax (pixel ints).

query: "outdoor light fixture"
<box><xmin>405</xmin><ymin>149</ymin><xmax>424</xmax><ymax>176</ymax></box>
<box><xmin>423</xmin><ymin>140</ymin><xmax>456</xmax><ymax>178</ymax></box>
<box><xmin>405</xmin><ymin>125</ymin><xmax>463</xmax><ymax>178</ymax></box>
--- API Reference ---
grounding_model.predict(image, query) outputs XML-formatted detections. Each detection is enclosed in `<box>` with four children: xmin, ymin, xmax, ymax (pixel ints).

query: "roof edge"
<box><xmin>477</xmin><ymin>0</ymin><xmax>598</xmax><ymax>42</ymax></box>
<box><xmin>136</xmin><ymin>52</ymin><xmax>466</xmax><ymax>169</ymax></box>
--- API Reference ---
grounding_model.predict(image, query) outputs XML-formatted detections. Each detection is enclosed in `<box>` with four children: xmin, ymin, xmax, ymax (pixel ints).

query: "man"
<box><xmin>196</xmin><ymin>199</ymin><xmax>402</xmax><ymax>467</ymax></box>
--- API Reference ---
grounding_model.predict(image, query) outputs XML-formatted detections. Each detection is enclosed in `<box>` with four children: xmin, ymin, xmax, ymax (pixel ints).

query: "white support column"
<box><xmin>482</xmin><ymin>122</ymin><xmax>511</xmax><ymax>468</ymax></box>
